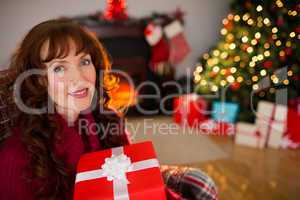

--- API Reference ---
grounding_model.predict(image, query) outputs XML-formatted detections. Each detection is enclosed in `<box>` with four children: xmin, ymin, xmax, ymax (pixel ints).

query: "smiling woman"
<box><xmin>0</xmin><ymin>18</ymin><xmax>218</xmax><ymax>200</ymax></box>
<box><xmin>0</xmin><ymin>18</ymin><xmax>130</xmax><ymax>199</ymax></box>
<box><xmin>42</xmin><ymin>39</ymin><xmax>97</xmax><ymax>124</ymax></box>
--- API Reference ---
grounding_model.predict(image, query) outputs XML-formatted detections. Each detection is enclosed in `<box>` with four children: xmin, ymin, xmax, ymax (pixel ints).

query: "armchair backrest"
<box><xmin>0</xmin><ymin>68</ymin><xmax>20</xmax><ymax>142</ymax></box>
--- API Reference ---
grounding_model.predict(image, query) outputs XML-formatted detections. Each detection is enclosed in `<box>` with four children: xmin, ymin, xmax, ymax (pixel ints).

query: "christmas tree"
<box><xmin>193</xmin><ymin>0</ymin><xmax>300</xmax><ymax>121</ymax></box>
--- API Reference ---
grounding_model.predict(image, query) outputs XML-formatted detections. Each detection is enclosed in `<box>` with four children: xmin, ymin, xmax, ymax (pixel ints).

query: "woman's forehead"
<box><xmin>40</xmin><ymin>38</ymin><xmax>86</xmax><ymax>63</ymax></box>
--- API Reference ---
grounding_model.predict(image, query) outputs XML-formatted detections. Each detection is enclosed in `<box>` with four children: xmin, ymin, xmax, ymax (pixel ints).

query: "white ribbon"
<box><xmin>179</xmin><ymin>93</ymin><xmax>199</xmax><ymax>126</ymax></box>
<box><xmin>75</xmin><ymin>146</ymin><xmax>159</xmax><ymax>200</ymax></box>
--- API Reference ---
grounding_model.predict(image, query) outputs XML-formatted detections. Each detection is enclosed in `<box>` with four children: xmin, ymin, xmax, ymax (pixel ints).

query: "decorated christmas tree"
<box><xmin>193</xmin><ymin>0</ymin><xmax>300</xmax><ymax>121</ymax></box>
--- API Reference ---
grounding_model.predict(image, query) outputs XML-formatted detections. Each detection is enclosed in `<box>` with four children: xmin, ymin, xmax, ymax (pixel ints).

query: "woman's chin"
<box><xmin>68</xmin><ymin>97</ymin><xmax>93</xmax><ymax>113</ymax></box>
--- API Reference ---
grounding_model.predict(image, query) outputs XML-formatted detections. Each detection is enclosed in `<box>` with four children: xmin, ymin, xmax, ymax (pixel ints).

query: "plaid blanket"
<box><xmin>161</xmin><ymin>165</ymin><xmax>218</xmax><ymax>200</ymax></box>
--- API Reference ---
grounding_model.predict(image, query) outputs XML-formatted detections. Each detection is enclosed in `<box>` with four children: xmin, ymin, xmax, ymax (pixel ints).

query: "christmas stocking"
<box><xmin>164</xmin><ymin>20</ymin><xmax>190</xmax><ymax>66</ymax></box>
<box><xmin>144</xmin><ymin>23</ymin><xmax>169</xmax><ymax>71</ymax></box>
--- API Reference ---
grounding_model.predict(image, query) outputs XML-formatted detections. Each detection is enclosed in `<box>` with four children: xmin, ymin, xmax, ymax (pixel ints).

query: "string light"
<box><xmin>226</xmin><ymin>33</ymin><xmax>234</xmax><ymax>41</ymax></box>
<box><xmin>234</xmin><ymin>15</ymin><xmax>240</xmax><ymax>22</ymax></box>
<box><xmin>263</xmin><ymin>18</ymin><xmax>271</xmax><ymax>26</ymax></box>
<box><xmin>242</xmin><ymin>13</ymin><xmax>250</xmax><ymax>21</ymax></box>
<box><xmin>213</xmin><ymin>66</ymin><xmax>220</xmax><ymax>72</ymax></box>
<box><xmin>222</xmin><ymin>18</ymin><xmax>229</xmax><ymax>25</ymax></box>
<box><xmin>290</xmin><ymin>32</ymin><xmax>296</xmax><ymax>38</ymax></box>
<box><xmin>251</xmin><ymin>39</ymin><xmax>258</xmax><ymax>45</ymax></box>
<box><xmin>264</xmin><ymin>50</ymin><xmax>271</xmax><ymax>57</ymax></box>
<box><xmin>252</xmin><ymin>56</ymin><xmax>258</xmax><ymax>62</ymax></box>
<box><xmin>256</xmin><ymin>5</ymin><xmax>263</xmax><ymax>12</ymax></box>
<box><xmin>286</xmin><ymin>41</ymin><xmax>292</xmax><ymax>47</ymax></box>
<box><xmin>247</xmin><ymin>19</ymin><xmax>254</xmax><ymax>25</ymax></box>
<box><xmin>237</xmin><ymin>76</ymin><xmax>244</xmax><ymax>83</ymax></box>
<box><xmin>196</xmin><ymin>65</ymin><xmax>203</xmax><ymax>73</ymax></box>
<box><xmin>220</xmin><ymin>69</ymin><xmax>227</xmax><ymax>75</ymax></box>
<box><xmin>253</xmin><ymin>84</ymin><xmax>259</xmax><ymax>90</ymax></box>
<box><xmin>264</xmin><ymin>43</ymin><xmax>270</xmax><ymax>49</ymax></box>
<box><xmin>279</xmin><ymin>50</ymin><xmax>285</xmax><ymax>57</ymax></box>
<box><xmin>213</xmin><ymin>50</ymin><xmax>220</xmax><ymax>57</ymax></box>
<box><xmin>276</xmin><ymin>0</ymin><xmax>283</xmax><ymax>8</ymax></box>
<box><xmin>257</xmin><ymin>54</ymin><xmax>264</xmax><ymax>61</ymax></box>
<box><xmin>211</xmin><ymin>85</ymin><xmax>219</xmax><ymax>92</ymax></box>
<box><xmin>283</xmin><ymin>79</ymin><xmax>289</xmax><ymax>85</ymax></box>
<box><xmin>226</xmin><ymin>75</ymin><xmax>235</xmax><ymax>83</ymax></box>
<box><xmin>273</xmin><ymin>77</ymin><xmax>279</xmax><ymax>84</ymax></box>
<box><xmin>234</xmin><ymin>56</ymin><xmax>241</xmax><ymax>62</ymax></box>
<box><xmin>272</xmin><ymin>34</ymin><xmax>278</xmax><ymax>40</ymax></box>
<box><xmin>255</xmin><ymin>32</ymin><xmax>261</xmax><ymax>39</ymax></box>
<box><xmin>220</xmin><ymin>52</ymin><xmax>228</xmax><ymax>59</ymax></box>
<box><xmin>220</xmin><ymin>80</ymin><xmax>227</xmax><ymax>86</ymax></box>
<box><xmin>242</xmin><ymin>36</ymin><xmax>249</xmax><ymax>43</ymax></box>
<box><xmin>203</xmin><ymin>53</ymin><xmax>210</xmax><ymax>60</ymax></box>
<box><xmin>252</xmin><ymin>76</ymin><xmax>258</xmax><ymax>82</ymax></box>
<box><xmin>249</xmin><ymin>61</ymin><xmax>256</xmax><ymax>67</ymax></box>
<box><xmin>200</xmin><ymin>79</ymin><xmax>207</xmax><ymax>86</ymax></box>
<box><xmin>229</xmin><ymin>43</ymin><xmax>236</xmax><ymax>50</ymax></box>
<box><xmin>227</xmin><ymin>13</ymin><xmax>234</xmax><ymax>20</ymax></box>
<box><xmin>220</xmin><ymin>28</ymin><xmax>228</xmax><ymax>35</ymax></box>
<box><xmin>247</xmin><ymin>46</ymin><xmax>254</xmax><ymax>53</ymax></box>
<box><xmin>288</xmin><ymin>10</ymin><xmax>298</xmax><ymax>16</ymax></box>
<box><xmin>230</xmin><ymin>67</ymin><xmax>237</xmax><ymax>73</ymax></box>
<box><xmin>260</xmin><ymin>69</ymin><xmax>267</xmax><ymax>76</ymax></box>
<box><xmin>287</xmin><ymin>70</ymin><xmax>293</xmax><ymax>76</ymax></box>
<box><xmin>272</xmin><ymin>27</ymin><xmax>278</xmax><ymax>33</ymax></box>
<box><xmin>194</xmin><ymin>75</ymin><xmax>201</xmax><ymax>82</ymax></box>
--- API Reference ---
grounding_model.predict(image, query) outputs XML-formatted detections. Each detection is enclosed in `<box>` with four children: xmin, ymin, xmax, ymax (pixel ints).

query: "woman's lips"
<box><xmin>69</xmin><ymin>88</ymin><xmax>88</xmax><ymax>98</ymax></box>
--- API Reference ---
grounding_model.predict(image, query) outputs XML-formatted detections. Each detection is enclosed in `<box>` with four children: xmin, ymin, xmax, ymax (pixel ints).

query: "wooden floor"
<box><xmin>186</xmin><ymin>136</ymin><xmax>300</xmax><ymax>200</ymax></box>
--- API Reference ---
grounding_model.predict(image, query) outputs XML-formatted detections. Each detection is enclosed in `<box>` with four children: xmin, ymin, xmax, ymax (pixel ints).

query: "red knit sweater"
<box><xmin>0</xmin><ymin>112</ymin><xmax>182</xmax><ymax>200</ymax></box>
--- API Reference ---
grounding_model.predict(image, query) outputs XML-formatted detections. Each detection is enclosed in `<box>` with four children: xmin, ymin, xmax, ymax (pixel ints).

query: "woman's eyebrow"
<box><xmin>79</xmin><ymin>53</ymin><xmax>89</xmax><ymax>58</ymax></box>
<box><xmin>48</xmin><ymin>59</ymin><xmax>69</xmax><ymax>67</ymax></box>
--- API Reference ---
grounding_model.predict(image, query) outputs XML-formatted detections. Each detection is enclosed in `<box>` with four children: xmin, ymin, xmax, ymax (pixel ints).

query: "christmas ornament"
<box><xmin>104</xmin><ymin>0</ymin><xmax>128</xmax><ymax>21</ymax></box>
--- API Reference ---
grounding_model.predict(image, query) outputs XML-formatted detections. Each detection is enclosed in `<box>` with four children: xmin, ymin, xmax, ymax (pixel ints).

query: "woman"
<box><xmin>0</xmin><ymin>19</ymin><xmax>218</xmax><ymax>200</ymax></box>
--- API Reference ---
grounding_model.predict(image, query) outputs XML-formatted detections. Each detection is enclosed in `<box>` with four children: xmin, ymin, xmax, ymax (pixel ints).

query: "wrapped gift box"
<box><xmin>173</xmin><ymin>93</ymin><xmax>207</xmax><ymax>127</ymax></box>
<box><xmin>282</xmin><ymin>108</ymin><xmax>300</xmax><ymax>149</ymax></box>
<box><xmin>74</xmin><ymin>141</ymin><xmax>167</xmax><ymax>200</ymax></box>
<box><xmin>211</xmin><ymin>101</ymin><xmax>239</xmax><ymax>123</ymax></box>
<box><xmin>255</xmin><ymin>101</ymin><xmax>287</xmax><ymax>149</ymax></box>
<box><xmin>235</xmin><ymin>122</ymin><xmax>265</xmax><ymax>148</ymax></box>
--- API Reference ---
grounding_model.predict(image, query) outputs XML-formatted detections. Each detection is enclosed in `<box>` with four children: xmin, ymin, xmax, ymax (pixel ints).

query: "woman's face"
<box><xmin>41</xmin><ymin>39</ymin><xmax>96</xmax><ymax>116</ymax></box>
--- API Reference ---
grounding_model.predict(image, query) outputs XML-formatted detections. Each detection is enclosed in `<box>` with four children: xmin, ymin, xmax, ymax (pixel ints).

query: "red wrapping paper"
<box><xmin>74</xmin><ymin>141</ymin><xmax>167</xmax><ymax>200</ymax></box>
<box><xmin>173</xmin><ymin>94</ymin><xmax>207</xmax><ymax>127</ymax></box>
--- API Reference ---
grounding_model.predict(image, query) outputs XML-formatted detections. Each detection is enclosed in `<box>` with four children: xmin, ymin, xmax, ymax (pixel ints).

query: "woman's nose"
<box><xmin>69</xmin><ymin>65</ymin><xmax>83</xmax><ymax>82</ymax></box>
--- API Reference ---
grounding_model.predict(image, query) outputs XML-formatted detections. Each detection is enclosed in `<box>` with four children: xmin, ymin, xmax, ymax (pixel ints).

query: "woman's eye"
<box><xmin>81</xmin><ymin>58</ymin><xmax>91</xmax><ymax>66</ymax></box>
<box><xmin>53</xmin><ymin>66</ymin><xmax>64</xmax><ymax>73</ymax></box>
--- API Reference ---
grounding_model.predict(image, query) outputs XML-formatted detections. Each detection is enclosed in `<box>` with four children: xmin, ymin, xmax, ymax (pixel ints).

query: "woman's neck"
<box><xmin>55</xmin><ymin>105</ymin><xmax>80</xmax><ymax>125</ymax></box>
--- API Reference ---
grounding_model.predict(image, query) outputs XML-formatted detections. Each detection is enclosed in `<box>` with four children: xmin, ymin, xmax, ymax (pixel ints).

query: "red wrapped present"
<box><xmin>288</xmin><ymin>97</ymin><xmax>300</xmax><ymax>115</ymax></box>
<box><xmin>74</xmin><ymin>141</ymin><xmax>167</xmax><ymax>200</ymax></box>
<box><xmin>235</xmin><ymin>122</ymin><xmax>265</xmax><ymax>148</ymax></box>
<box><xmin>173</xmin><ymin>93</ymin><xmax>207</xmax><ymax>127</ymax></box>
<box><xmin>282</xmin><ymin>108</ymin><xmax>300</xmax><ymax>149</ymax></box>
